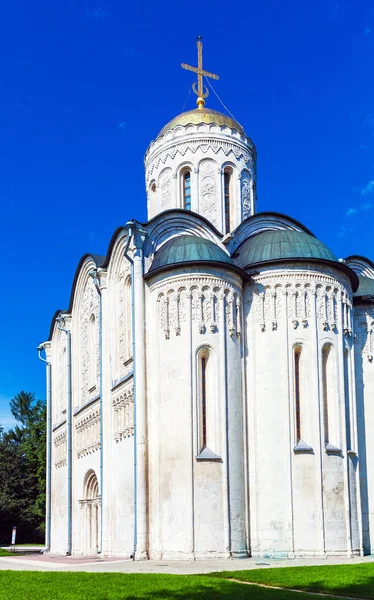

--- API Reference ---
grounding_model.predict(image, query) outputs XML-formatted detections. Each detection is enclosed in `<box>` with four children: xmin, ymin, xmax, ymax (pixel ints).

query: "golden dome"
<box><xmin>158</xmin><ymin>108</ymin><xmax>245</xmax><ymax>137</ymax></box>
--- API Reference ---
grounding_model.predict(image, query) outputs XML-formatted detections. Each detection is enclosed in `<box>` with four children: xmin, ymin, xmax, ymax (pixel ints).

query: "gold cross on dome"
<box><xmin>181</xmin><ymin>36</ymin><xmax>219</xmax><ymax>109</ymax></box>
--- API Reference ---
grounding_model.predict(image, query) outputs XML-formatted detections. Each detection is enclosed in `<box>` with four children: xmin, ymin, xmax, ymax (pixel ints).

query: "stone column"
<box><xmin>312</xmin><ymin>289</ymin><xmax>326</xmax><ymax>554</ymax></box>
<box><xmin>219</xmin><ymin>291</ymin><xmax>230</xmax><ymax>556</ymax></box>
<box><xmin>98</xmin><ymin>269</ymin><xmax>110</xmax><ymax>554</ymax></box>
<box><xmin>186</xmin><ymin>291</ymin><xmax>195</xmax><ymax>556</ymax></box>
<box><xmin>133</xmin><ymin>229</ymin><xmax>148</xmax><ymax>558</ymax></box>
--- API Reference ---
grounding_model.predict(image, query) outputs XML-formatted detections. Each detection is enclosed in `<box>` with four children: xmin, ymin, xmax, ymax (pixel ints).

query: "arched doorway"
<box><xmin>79</xmin><ymin>470</ymin><xmax>100</xmax><ymax>555</ymax></box>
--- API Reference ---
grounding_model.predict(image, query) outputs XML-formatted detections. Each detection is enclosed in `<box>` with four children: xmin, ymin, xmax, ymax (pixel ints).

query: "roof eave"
<box><xmin>144</xmin><ymin>260</ymin><xmax>250</xmax><ymax>281</ymax></box>
<box><xmin>239</xmin><ymin>257</ymin><xmax>359</xmax><ymax>292</ymax></box>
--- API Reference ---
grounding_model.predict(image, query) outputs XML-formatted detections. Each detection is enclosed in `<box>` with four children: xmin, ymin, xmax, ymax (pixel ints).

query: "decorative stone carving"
<box><xmin>115</xmin><ymin>256</ymin><xmax>132</xmax><ymax>379</ymax></box>
<box><xmin>251</xmin><ymin>272</ymin><xmax>351</xmax><ymax>333</ymax></box>
<box><xmin>200</xmin><ymin>160</ymin><xmax>218</xmax><ymax>227</ymax></box>
<box><xmin>159</xmin><ymin>169</ymin><xmax>173</xmax><ymax>210</ymax></box>
<box><xmin>343</xmin><ymin>293</ymin><xmax>353</xmax><ymax>336</ymax></box>
<box><xmin>112</xmin><ymin>385</ymin><xmax>134</xmax><ymax>441</ymax></box>
<box><xmin>57</xmin><ymin>333</ymin><xmax>66</xmax><ymax>420</ymax></box>
<box><xmin>241</xmin><ymin>171</ymin><xmax>251</xmax><ymax>219</ymax></box>
<box><xmin>79</xmin><ymin>278</ymin><xmax>99</xmax><ymax>406</ymax></box>
<box><xmin>168</xmin><ymin>292</ymin><xmax>180</xmax><ymax>336</ymax></box>
<box><xmin>158</xmin><ymin>294</ymin><xmax>170</xmax><ymax>339</ymax></box>
<box><xmin>146</xmin><ymin>138</ymin><xmax>255</xmax><ymax>186</ymax></box>
<box><xmin>75</xmin><ymin>404</ymin><xmax>101</xmax><ymax>458</ymax></box>
<box><xmin>356</xmin><ymin>308</ymin><xmax>374</xmax><ymax>361</ymax></box>
<box><xmin>53</xmin><ymin>429</ymin><xmax>67</xmax><ymax>469</ymax></box>
<box><xmin>153</xmin><ymin>274</ymin><xmax>242</xmax><ymax>338</ymax></box>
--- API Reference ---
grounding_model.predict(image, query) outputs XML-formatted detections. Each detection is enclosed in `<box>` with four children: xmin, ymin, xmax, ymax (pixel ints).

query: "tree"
<box><xmin>0</xmin><ymin>391</ymin><xmax>46</xmax><ymax>544</ymax></box>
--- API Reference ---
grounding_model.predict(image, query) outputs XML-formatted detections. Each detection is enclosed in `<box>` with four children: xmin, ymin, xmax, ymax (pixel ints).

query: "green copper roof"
<box><xmin>149</xmin><ymin>235</ymin><xmax>233</xmax><ymax>274</ymax></box>
<box><xmin>158</xmin><ymin>108</ymin><xmax>245</xmax><ymax>137</ymax></box>
<box><xmin>354</xmin><ymin>275</ymin><xmax>374</xmax><ymax>298</ymax></box>
<box><xmin>235</xmin><ymin>229</ymin><xmax>338</xmax><ymax>269</ymax></box>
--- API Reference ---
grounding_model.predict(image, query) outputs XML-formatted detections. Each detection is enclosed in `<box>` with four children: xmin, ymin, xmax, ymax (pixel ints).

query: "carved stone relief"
<box><xmin>75</xmin><ymin>405</ymin><xmax>100</xmax><ymax>459</ymax></box>
<box><xmin>159</xmin><ymin>169</ymin><xmax>173</xmax><ymax>210</ymax></box>
<box><xmin>241</xmin><ymin>171</ymin><xmax>251</xmax><ymax>219</ymax></box>
<box><xmin>57</xmin><ymin>333</ymin><xmax>66</xmax><ymax>420</ymax></box>
<box><xmin>199</xmin><ymin>160</ymin><xmax>218</xmax><ymax>227</ymax></box>
<box><xmin>112</xmin><ymin>385</ymin><xmax>134</xmax><ymax>442</ymax></box>
<box><xmin>154</xmin><ymin>275</ymin><xmax>242</xmax><ymax>339</ymax></box>
<box><xmin>79</xmin><ymin>278</ymin><xmax>99</xmax><ymax>406</ymax></box>
<box><xmin>251</xmin><ymin>273</ymin><xmax>351</xmax><ymax>333</ymax></box>
<box><xmin>115</xmin><ymin>256</ymin><xmax>132</xmax><ymax>380</ymax></box>
<box><xmin>53</xmin><ymin>429</ymin><xmax>67</xmax><ymax>469</ymax></box>
<box><xmin>355</xmin><ymin>307</ymin><xmax>374</xmax><ymax>361</ymax></box>
<box><xmin>146</xmin><ymin>138</ymin><xmax>255</xmax><ymax>186</ymax></box>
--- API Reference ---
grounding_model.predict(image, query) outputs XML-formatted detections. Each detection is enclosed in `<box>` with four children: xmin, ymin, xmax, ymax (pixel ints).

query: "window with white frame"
<box><xmin>182</xmin><ymin>170</ymin><xmax>192</xmax><ymax>210</ymax></box>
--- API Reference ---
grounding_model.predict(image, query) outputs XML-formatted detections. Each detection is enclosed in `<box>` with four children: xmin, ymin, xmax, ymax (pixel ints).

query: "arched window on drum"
<box><xmin>182</xmin><ymin>169</ymin><xmax>192</xmax><ymax>210</ymax></box>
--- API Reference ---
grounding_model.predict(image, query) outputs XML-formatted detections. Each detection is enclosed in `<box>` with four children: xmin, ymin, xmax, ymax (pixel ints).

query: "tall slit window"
<box><xmin>198</xmin><ymin>347</ymin><xmax>215</xmax><ymax>453</ymax></box>
<box><xmin>294</xmin><ymin>346</ymin><xmax>302</xmax><ymax>443</ymax></box>
<box><xmin>183</xmin><ymin>171</ymin><xmax>191</xmax><ymax>210</ymax></box>
<box><xmin>344</xmin><ymin>348</ymin><xmax>352</xmax><ymax>450</ymax></box>
<box><xmin>224</xmin><ymin>169</ymin><xmax>231</xmax><ymax>233</ymax></box>
<box><xmin>201</xmin><ymin>356</ymin><xmax>207</xmax><ymax>449</ymax></box>
<box><xmin>322</xmin><ymin>344</ymin><xmax>331</xmax><ymax>445</ymax></box>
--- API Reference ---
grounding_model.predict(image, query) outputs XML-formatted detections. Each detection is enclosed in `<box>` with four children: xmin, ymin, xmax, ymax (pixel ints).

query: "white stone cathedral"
<box><xmin>39</xmin><ymin>43</ymin><xmax>374</xmax><ymax>560</ymax></box>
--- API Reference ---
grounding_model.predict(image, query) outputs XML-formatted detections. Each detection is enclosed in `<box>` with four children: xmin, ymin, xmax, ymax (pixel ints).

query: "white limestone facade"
<box><xmin>39</xmin><ymin>103</ymin><xmax>374</xmax><ymax>560</ymax></box>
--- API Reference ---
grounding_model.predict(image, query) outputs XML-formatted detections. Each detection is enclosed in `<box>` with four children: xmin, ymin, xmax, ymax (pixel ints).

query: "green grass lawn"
<box><xmin>0</xmin><ymin>571</ymin><xmax>316</xmax><ymax>600</ymax></box>
<box><xmin>214</xmin><ymin>563</ymin><xmax>374</xmax><ymax>598</ymax></box>
<box><xmin>0</xmin><ymin>564</ymin><xmax>373</xmax><ymax>599</ymax></box>
<box><xmin>14</xmin><ymin>544</ymin><xmax>45</xmax><ymax>547</ymax></box>
<box><xmin>0</xmin><ymin>549</ymin><xmax>12</xmax><ymax>557</ymax></box>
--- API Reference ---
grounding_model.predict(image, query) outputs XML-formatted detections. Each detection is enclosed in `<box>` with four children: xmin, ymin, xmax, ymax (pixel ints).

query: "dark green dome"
<box><xmin>354</xmin><ymin>275</ymin><xmax>374</xmax><ymax>299</ymax></box>
<box><xmin>235</xmin><ymin>229</ymin><xmax>338</xmax><ymax>269</ymax></box>
<box><xmin>148</xmin><ymin>234</ymin><xmax>233</xmax><ymax>276</ymax></box>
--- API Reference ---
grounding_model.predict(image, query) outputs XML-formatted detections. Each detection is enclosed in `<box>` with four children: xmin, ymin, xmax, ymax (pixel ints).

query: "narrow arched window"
<box><xmin>224</xmin><ymin>169</ymin><xmax>231</xmax><ymax>233</ymax></box>
<box><xmin>344</xmin><ymin>348</ymin><xmax>352</xmax><ymax>450</ymax></box>
<box><xmin>322</xmin><ymin>344</ymin><xmax>331</xmax><ymax>445</ymax></box>
<box><xmin>89</xmin><ymin>314</ymin><xmax>96</xmax><ymax>389</ymax></box>
<box><xmin>183</xmin><ymin>171</ymin><xmax>191</xmax><ymax>210</ymax></box>
<box><xmin>294</xmin><ymin>346</ymin><xmax>302</xmax><ymax>443</ymax></box>
<box><xmin>201</xmin><ymin>355</ymin><xmax>207</xmax><ymax>449</ymax></box>
<box><xmin>198</xmin><ymin>347</ymin><xmax>216</xmax><ymax>453</ymax></box>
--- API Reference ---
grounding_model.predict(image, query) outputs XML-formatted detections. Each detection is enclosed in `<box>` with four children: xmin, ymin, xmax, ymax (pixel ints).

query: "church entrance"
<box><xmin>79</xmin><ymin>470</ymin><xmax>100</xmax><ymax>555</ymax></box>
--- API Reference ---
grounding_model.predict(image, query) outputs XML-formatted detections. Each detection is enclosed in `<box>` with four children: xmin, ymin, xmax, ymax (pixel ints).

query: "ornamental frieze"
<box><xmin>53</xmin><ymin>429</ymin><xmax>67</xmax><ymax>469</ymax></box>
<box><xmin>146</xmin><ymin>138</ymin><xmax>254</xmax><ymax>185</ymax></box>
<box><xmin>75</xmin><ymin>406</ymin><xmax>100</xmax><ymax>459</ymax></box>
<box><xmin>112</xmin><ymin>386</ymin><xmax>134</xmax><ymax>442</ymax></box>
<box><xmin>250</xmin><ymin>274</ymin><xmax>352</xmax><ymax>334</ymax></box>
<box><xmin>157</xmin><ymin>285</ymin><xmax>241</xmax><ymax>339</ymax></box>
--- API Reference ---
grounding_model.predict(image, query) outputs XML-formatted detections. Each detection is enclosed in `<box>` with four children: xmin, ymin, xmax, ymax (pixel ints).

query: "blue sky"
<box><xmin>1</xmin><ymin>0</ymin><xmax>373</xmax><ymax>428</ymax></box>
